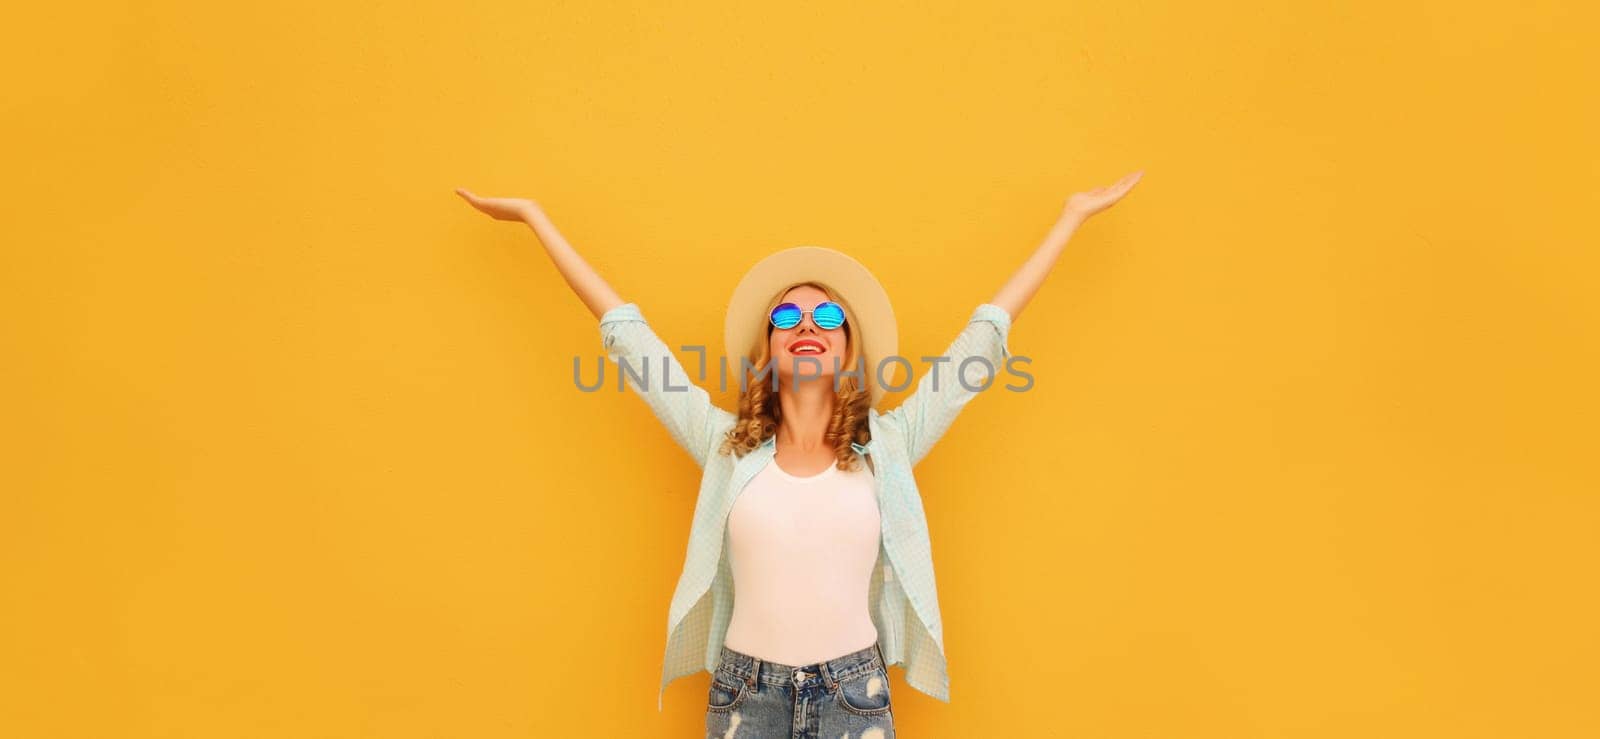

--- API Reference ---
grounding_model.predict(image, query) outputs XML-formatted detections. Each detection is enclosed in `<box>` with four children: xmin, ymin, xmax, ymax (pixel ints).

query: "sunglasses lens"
<box><xmin>770</xmin><ymin>303</ymin><xmax>802</xmax><ymax>329</ymax></box>
<box><xmin>813</xmin><ymin>301</ymin><xmax>845</xmax><ymax>330</ymax></box>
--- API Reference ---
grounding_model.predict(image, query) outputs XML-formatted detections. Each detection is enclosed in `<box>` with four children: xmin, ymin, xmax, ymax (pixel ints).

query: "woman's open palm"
<box><xmin>1063</xmin><ymin>170</ymin><xmax>1144</xmax><ymax>222</ymax></box>
<box><xmin>455</xmin><ymin>188</ymin><xmax>542</xmax><ymax>222</ymax></box>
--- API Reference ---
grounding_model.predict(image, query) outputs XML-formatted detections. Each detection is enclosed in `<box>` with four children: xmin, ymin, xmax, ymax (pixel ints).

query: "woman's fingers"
<box><xmin>456</xmin><ymin>187</ymin><xmax>501</xmax><ymax>218</ymax></box>
<box><xmin>458</xmin><ymin>189</ymin><xmax>491</xmax><ymax>216</ymax></box>
<box><xmin>1089</xmin><ymin>170</ymin><xmax>1141</xmax><ymax>202</ymax></box>
<box><xmin>1100</xmin><ymin>170</ymin><xmax>1143</xmax><ymax>204</ymax></box>
<box><xmin>455</xmin><ymin>188</ymin><xmax>539</xmax><ymax>222</ymax></box>
<box><xmin>1062</xmin><ymin>169</ymin><xmax>1144</xmax><ymax>221</ymax></box>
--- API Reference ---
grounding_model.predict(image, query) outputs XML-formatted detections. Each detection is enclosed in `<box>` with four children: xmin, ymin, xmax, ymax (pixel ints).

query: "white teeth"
<box><xmin>794</xmin><ymin>345</ymin><xmax>822</xmax><ymax>353</ymax></box>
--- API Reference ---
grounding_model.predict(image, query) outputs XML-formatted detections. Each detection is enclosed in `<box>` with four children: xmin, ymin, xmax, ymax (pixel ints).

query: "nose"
<box><xmin>792</xmin><ymin>312</ymin><xmax>821</xmax><ymax>332</ymax></box>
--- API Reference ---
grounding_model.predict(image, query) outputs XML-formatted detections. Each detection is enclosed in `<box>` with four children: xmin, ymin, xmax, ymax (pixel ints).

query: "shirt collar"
<box><xmin>758</xmin><ymin>434</ymin><xmax>870</xmax><ymax>455</ymax></box>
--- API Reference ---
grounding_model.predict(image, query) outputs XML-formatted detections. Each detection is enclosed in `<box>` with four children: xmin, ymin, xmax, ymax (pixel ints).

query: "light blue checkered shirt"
<box><xmin>597</xmin><ymin>301</ymin><xmax>1014</xmax><ymax>710</ymax></box>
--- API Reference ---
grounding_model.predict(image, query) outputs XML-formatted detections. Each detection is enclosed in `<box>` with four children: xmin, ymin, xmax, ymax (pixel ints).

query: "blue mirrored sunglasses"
<box><xmin>770</xmin><ymin>301</ymin><xmax>847</xmax><ymax>330</ymax></box>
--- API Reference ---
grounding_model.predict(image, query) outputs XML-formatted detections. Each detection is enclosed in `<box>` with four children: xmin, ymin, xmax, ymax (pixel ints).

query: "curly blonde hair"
<box><xmin>717</xmin><ymin>281</ymin><xmax>871</xmax><ymax>472</ymax></box>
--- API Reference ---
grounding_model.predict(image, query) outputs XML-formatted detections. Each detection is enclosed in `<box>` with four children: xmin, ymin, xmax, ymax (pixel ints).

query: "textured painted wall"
<box><xmin>3</xmin><ymin>1</ymin><xmax>1596</xmax><ymax>736</ymax></box>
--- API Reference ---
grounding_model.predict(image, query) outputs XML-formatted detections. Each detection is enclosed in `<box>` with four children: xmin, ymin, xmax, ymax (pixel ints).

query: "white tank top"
<box><xmin>722</xmin><ymin>454</ymin><xmax>881</xmax><ymax>666</ymax></box>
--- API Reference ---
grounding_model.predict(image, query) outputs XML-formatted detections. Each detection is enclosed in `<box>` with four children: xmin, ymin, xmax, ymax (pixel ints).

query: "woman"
<box><xmin>456</xmin><ymin>170</ymin><xmax>1142</xmax><ymax>737</ymax></box>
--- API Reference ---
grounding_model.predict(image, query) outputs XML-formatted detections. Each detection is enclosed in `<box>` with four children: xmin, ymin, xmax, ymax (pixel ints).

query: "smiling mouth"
<box><xmin>788</xmin><ymin>339</ymin><xmax>827</xmax><ymax>354</ymax></box>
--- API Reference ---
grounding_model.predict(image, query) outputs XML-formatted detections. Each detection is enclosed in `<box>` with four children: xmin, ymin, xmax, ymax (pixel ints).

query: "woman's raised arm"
<box><xmin>989</xmin><ymin>170</ymin><xmax>1144</xmax><ymax>321</ymax></box>
<box><xmin>454</xmin><ymin>188</ymin><xmax>624</xmax><ymax>319</ymax></box>
<box><xmin>455</xmin><ymin>187</ymin><xmax>733</xmax><ymax>467</ymax></box>
<box><xmin>880</xmin><ymin>169</ymin><xmax>1145</xmax><ymax>466</ymax></box>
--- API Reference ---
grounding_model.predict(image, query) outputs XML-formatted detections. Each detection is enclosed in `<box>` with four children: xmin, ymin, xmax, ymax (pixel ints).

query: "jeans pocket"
<box><xmin>706</xmin><ymin>669</ymin><xmax>748</xmax><ymax>713</ymax></box>
<box><xmin>833</xmin><ymin>665</ymin><xmax>892</xmax><ymax>716</ymax></box>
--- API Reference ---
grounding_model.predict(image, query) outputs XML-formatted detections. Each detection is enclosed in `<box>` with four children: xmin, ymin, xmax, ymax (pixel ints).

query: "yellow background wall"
<box><xmin>3</xmin><ymin>1</ymin><xmax>1596</xmax><ymax>737</ymax></box>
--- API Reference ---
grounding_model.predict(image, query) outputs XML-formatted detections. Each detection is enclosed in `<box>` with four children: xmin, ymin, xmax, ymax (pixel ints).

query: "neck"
<box><xmin>775</xmin><ymin>374</ymin><xmax>835</xmax><ymax>451</ymax></box>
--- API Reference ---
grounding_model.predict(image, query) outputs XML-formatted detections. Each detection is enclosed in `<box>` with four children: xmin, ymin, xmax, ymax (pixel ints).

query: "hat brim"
<box><xmin>724</xmin><ymin>246</ymin><xmax>899</xmax><ymax>408</ymax></box>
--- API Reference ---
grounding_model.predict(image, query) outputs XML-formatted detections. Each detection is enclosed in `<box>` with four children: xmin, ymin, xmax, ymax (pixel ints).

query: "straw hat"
<box><xmin>723</xmin><ymin>246</ymin><xmax>899</xmax><ymax>407</ymax></box>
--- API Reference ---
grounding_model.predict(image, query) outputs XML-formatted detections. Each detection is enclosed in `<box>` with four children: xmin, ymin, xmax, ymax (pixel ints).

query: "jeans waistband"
<box><xmin>717</xmin><ymin>642</ymin><xmax>886</xmax><ymax>691</ymax></box>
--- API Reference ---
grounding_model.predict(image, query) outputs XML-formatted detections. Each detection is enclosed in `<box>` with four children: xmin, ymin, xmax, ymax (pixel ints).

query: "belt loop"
<box><xmin>874</xmin><ymin>642</ymin><xmax>887</xmax><ymax>670</ymax></box>
<box><xmin>748</xmin><ymin>656</ymin><xmax>760</xmax><ymax>693</ymax></box>
<box><xmin>821</xmin><ymin>659</ymin><xmax>837</xmax><ymax>692</ymax></box>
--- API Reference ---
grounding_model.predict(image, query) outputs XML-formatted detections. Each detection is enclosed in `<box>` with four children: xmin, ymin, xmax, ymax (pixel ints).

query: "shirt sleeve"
<box><xmin>598</xmin><ymin>302</ymin><xmax>736</xmax><ymax>469</ymax></box>
<box><xmin>878</xmin><ymin>303</ymin><xmax>1014</xmax><ymax>467</ymax></box>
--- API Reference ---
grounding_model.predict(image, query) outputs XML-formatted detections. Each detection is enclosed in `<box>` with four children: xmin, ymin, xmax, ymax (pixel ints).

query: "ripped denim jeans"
<box><xmin>705</xmin><ymin>642</ymin><xmax>895</xmax><ymax>739</ymax></box>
